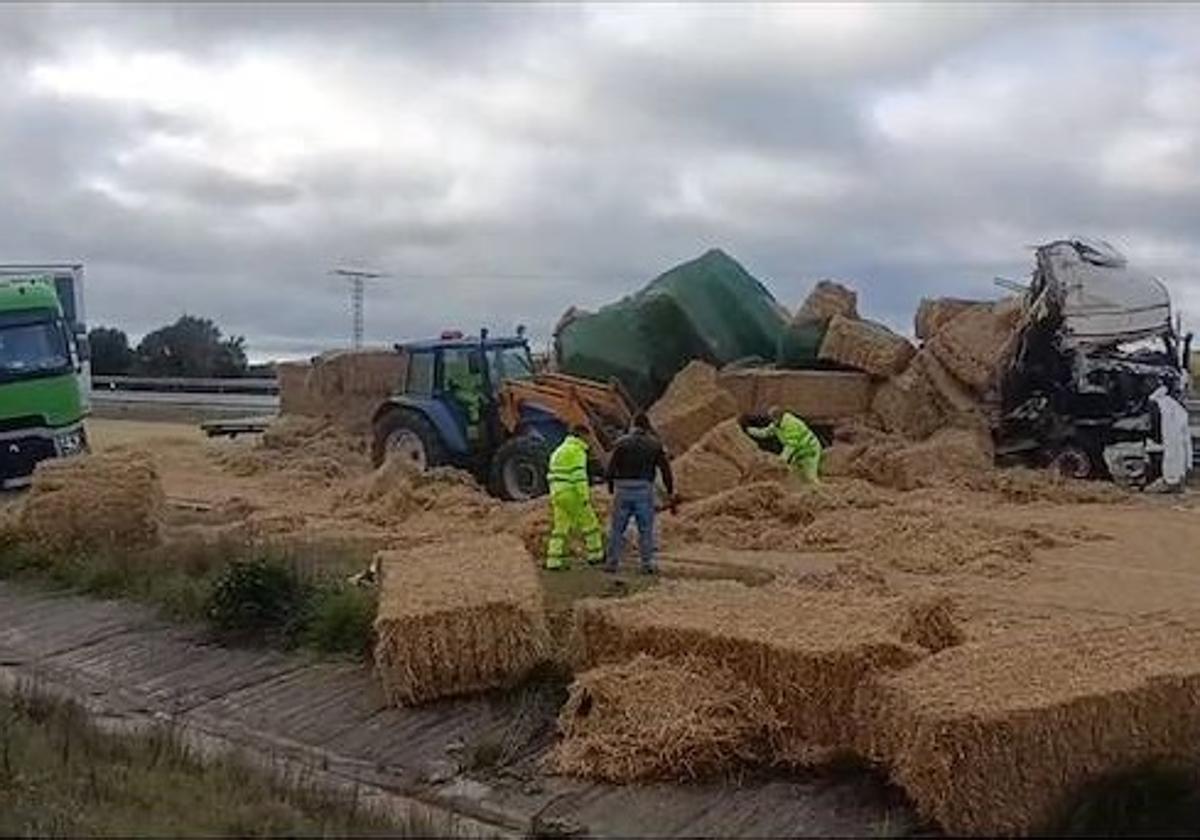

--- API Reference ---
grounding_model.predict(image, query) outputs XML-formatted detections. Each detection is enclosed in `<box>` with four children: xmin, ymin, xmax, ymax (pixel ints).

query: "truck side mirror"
<box><xmin>75</xmin><ymin>331</ymin><xmax>91</xmax><ymax>362</ymax></box>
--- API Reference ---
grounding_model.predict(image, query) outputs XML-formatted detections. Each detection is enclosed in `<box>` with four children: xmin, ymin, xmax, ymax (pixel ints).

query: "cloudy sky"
<box><xmin>4</xmin><ymin>2</ymin><xmax>1200</xmax><ymax>359</ymax></box>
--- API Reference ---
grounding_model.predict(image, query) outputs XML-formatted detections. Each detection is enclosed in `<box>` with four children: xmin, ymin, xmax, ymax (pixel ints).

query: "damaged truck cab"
<box><xmin>999</xmin><ymin>239</ymin><xmax>1191</xmax><ymax>485</ymax></box>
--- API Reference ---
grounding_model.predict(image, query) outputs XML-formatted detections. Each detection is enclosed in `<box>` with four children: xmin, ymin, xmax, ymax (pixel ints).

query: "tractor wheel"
<box><xmin>490</xmin><ymin>435</ymin><xmax>550</xmax><ymax>501</ymax></box>
<box><xmin>371</xmin><ymin>409</ymin><xmax>446</xmax><ymax>470</ymax></box>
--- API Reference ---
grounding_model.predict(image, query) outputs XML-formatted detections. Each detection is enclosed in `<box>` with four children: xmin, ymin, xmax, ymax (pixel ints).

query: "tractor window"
<box><xmin>407</xmin><ymin>351</ymin><xmax>435</xmax><ymax>396</ymax></box>
<box><xmin>490</xmin><ymin>345</ymin><xmax>535</xmax><ymax>382</ymax></box>
<box><xmin>442</xmin><ymin>348</ymin><xmax>483</xmax><ymax>388</ymax></box>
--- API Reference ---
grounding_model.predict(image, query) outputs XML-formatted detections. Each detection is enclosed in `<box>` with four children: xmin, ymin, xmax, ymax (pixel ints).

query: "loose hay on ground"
<box><xmin>647</xmin><ymin>361</ymin><xmax>739</xmax><ymax>456</ymax></box>
<box><xmin>570</xmin><ymin>581</ymin><xmax>925</xmax><ymax>755</ymax></box>
<box><xmin>548</xmin><ymin>654</ymin><xmax>781</xmax><ymax>783</ymax></box>
<box><xmin>895</xmin><ymin>594</ymin><xmax>964</xmax><ymax>653</ymax></box>
<box><xmin>861</xmin><ymin>621</ymin><xmax>1200</xmax><ymax>836</ymax></box>
<box><xmin>213</xmin><ymin>416</ymin><xmax>371</xmax><ymax>484</ymax></box>
<box><xmin>373</xmin><ymin>534</ymin><xmax>551</xmax><ymax>705</ymax></box>
<box><xmin>18</xmin><ymin>451</ymin><xmax>164</xmax><ymax>554</ymax></box>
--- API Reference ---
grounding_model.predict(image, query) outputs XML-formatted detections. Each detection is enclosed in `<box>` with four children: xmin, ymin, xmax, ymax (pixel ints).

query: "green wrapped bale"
<box><xmin>555</xmin><ymin>250</ymin><xmax>787</xmax><ymax>407</ymax></box>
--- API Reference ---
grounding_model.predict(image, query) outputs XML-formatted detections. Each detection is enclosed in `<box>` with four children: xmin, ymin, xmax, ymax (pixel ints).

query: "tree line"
<box><xmin>88</xmin><ymin>315</ymin><xmax>252</xmax><ymax>378</ymax></box>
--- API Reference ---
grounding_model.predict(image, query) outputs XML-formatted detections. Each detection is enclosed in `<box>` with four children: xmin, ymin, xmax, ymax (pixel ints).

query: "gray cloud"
<box><xmin>0</xmin><ymin>3</ymin><xmax>1199</xmax><ymax>357</ymax></box>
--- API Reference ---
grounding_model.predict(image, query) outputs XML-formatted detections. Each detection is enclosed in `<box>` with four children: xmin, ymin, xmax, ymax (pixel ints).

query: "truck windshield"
<box><xmin>0</xmin><ymin>315</ymin><xmax>70</xmax><ymax>382</ymax></box>
<box><xmin>489</xmin><ymin>345</ymin><xmax>534</xmax><ymax>382</ymax></box>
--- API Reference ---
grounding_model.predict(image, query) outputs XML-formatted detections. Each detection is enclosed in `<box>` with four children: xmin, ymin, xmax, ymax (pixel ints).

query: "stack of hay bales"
<box><xmin>717</xmin><ymin>369</ymin><xmax>873</xmax><ymax>423</ymax></box>
<box><xmin>373</xmin><ymin>534</ymin><xmax>551</xmax><ymax>705</ymax></box>
<box><xmin>571</xmin><ymin>581</ymin><xmax>926</xmax><ymax>757</ymax></box>
<box><xmin>861</xmin><ymin>620</ymin><xmax>1200</xmax><ymax>835</ymax></box>
<box><xmin>647</xmin><ymin>361</ymin><xmax>738</xmax><ymax>456</ymax></box>
<box><xmin>549</xmin><ymin>654</ymin><xmax>781</xmax><ymax>782</ymax></box>
<box><xmin>671</xmin><ymin>419</ymin><xmax>789</xmax><ymax>501</ymax></box>
<box><xmin>276</xmin><ymin>349</ymin><xmax>407</xmax><ymax>433</ymax></box>
<box><xmin>18</xmin><ymin>451</ymin><xmax>164</xmax><ymax>554</ymax></box>
<box><xmin>818</xmin><ymin>315</ymin><xmax>915</xmax><ymax>378</ymax></box>
<box><xmin>926</xmin><ymin>298</ymin><xmax>1024</xmax><ymax>395</ymax></box>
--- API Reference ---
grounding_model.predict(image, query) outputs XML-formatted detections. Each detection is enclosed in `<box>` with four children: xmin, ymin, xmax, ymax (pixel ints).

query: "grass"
<box><xmin>0</xmin><ymin>530</ymin><xmax>378</xmax><ymax>659</ymax></box>
<box><xmin>0</xmin><ymin>687</ymin><xmax>404</xmax><ymax>837</ymax></box>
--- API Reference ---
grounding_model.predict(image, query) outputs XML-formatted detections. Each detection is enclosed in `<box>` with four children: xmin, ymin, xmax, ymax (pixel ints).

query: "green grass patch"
<box><xmin>0</xmin><ymin>534</ymin><xmax>378</xmax><ymax>660</ymax></box>
<box><xmin>0</xmin><ymin>687</ymin><xmax>404</xmax><ymax>837</ymax></box>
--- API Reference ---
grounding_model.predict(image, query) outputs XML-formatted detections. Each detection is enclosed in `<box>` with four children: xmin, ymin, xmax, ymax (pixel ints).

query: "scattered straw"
<box><xmin>373</xmin><ymin>534</ymin><xmax>551</xmax><ymax>705</ymax></box>
<box><xmin>548</xmin><ymin>654</ymin><xmax>781</xmax><ymax>782</ymax></box>
<box><xmin>212</xmin><ymin>416</ymin><xmax>370</xmax><ymax>485</ymax></box>
<box><xmin>896</xmin><ymin>594</ymin><xmax>964</xmax><ymax>653</ymax></box>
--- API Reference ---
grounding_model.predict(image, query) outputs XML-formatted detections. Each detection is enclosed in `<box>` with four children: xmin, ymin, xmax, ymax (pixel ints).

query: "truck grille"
<box><xmin>0</xmin><ymin>435</ymin><xmax>56</xmax><ymax>482</ymax></box>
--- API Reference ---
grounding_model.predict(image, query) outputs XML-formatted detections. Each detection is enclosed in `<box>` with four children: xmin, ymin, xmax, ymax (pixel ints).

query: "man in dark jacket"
<box><xmin>604</xmin><ymin>413</ymin><xmax>677</xmax><ymax>574</ymax></box>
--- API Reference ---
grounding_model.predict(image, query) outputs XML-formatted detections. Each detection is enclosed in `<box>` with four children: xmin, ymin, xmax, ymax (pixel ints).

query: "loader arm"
<box><xmin>497</xmin><ymin>373</ymin><xmax>636</xmax><ymax>465</ymax></box>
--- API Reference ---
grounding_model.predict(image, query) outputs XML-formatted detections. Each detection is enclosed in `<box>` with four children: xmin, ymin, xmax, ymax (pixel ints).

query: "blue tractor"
<box><xmin>370</xmin><ymin>330</ymin><xmax>636</xmax><ymax>501</ymax></box>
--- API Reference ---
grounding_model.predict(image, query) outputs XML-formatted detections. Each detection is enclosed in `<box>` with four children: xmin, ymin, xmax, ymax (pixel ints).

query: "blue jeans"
<box><xmin>606</xmin><ymin>480</ymin><xmax>656</xmax><ymax>572</ymax></box>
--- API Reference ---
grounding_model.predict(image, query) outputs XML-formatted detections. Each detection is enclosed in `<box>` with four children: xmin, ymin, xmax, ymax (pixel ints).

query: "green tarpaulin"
<box><xmin>555</xmin><ymin>249</ymin><xmax>789</xmax><ymax>408</ymax></box>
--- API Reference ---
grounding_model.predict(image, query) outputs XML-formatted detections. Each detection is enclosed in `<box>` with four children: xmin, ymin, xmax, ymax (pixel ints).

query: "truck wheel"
<box><xmin>1049</xmin><ymin>446</ymin><xmax>1093</xmax><ymax>480</ymax></box>
<box><xmin>372</xmin><ymin>409</ymin><xmax>446</xmax><ymax>470</ymax></box>
<box><xmin>491</xmin><ymin>436</ymin><xmax>550</xmax><ymax>501</ymax></box>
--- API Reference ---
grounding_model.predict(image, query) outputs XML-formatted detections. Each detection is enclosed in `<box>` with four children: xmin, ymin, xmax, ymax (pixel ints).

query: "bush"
<box><xmin>302</xmin><ymin>586</ymin><xmax>377</xmax><ymax>655</ymax></box>
<box><xmin>205</xmin><ymin>558</ymin><xmax>311</xmax><ymax>639</ymax></box>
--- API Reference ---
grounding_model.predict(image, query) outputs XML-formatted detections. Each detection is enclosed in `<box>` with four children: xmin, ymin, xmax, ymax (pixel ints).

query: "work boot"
<box><xmin>639</xmin><ymin>565</ymin><xmax>658</xmax><ymax>576</ymax></box>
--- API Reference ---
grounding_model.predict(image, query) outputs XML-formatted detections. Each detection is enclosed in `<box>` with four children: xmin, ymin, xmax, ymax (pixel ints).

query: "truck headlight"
<box><xmin>55</xmin><ymin>428</ymin><xmax>87</xmax><ymax>457</ymax></box>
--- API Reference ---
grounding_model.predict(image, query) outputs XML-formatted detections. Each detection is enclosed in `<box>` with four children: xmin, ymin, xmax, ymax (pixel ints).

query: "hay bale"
<box><xmin>647</xmin><ymin>361</ymin><xmax>739</xmax><ymax>456</ymax></box>
<box><xmin>277</xmin><ymin>360</ymin><xmax>319</xmax><ymax>416</ymax></box>
<box><xmin>672</xmin><ymin>419</ymin><xmax>788</xmax><ymax>502</ymax></box>
<box><xmin>870</xmin><ymin>362</ymin><xmax>943</xmax><ymax>440</ymax></box>
<box><xmin>18</xmin><ymin>451</ymin><xmax>164</xmax><ymax>554</ymax></box>
<box><xmin>862</xmin><ymin>621</ymin><xmax>1200</xmax><ymax>836</ymax></box>
<box><xmin>798</xmin><ymin>280</ymin><xmax>859</xmax><ymax>321</ymax></box>
<box><xmin>819</xmin><ymin>315</ymin><xmax>916</xmax><ymax>378</ymax></box>
<box><xmin>279</xmin><ymin>349</ymin><xmax>406</xmax><ymax>432</ymax></box>
<box><xmin>718</xmin><ymin>369</ymin><xmax>873</xmax><ymax>422</ymax></box>
<box><xmin>914</xmin><ymin>298</ymin><xmax>984</xmax><ymax>341</ymax></box>
<box><xmin>926</xmin><ymin>297</ymin><xmax>1024</xmax><ymax>394</ymax></box>
<box><xmin>373</xmin><ymin>534</ymin><xmax>551</xmax><ymax>705</ymax></box>
<box><xmin>548</xmin><ymin>654</ymin><xmax>781</xmax><ymax>782</ymax></box>
<box><xmin>571</xmin><ymin>581</ymin><xmax>925</xmax><ymax>754</ymax></box>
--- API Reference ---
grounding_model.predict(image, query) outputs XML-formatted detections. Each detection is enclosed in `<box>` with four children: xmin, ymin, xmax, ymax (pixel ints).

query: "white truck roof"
<box><xmin>1037</xmin><ymin>240</ymin><xmax>1172</xmax><ymax>348</ymax></box>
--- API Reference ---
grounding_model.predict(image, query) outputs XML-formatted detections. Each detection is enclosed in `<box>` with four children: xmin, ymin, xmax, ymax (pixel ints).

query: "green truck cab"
<box><xmin>0</xmin><ymin>276</ymin><xmax>88</xmax><ymax>488</ymax></box>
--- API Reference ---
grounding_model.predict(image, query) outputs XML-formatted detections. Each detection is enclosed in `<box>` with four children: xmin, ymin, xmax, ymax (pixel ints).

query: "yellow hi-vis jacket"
<box><xmin>548</xmin><ymin>435</ymin><xmax>589</xmax><ymax>485</ymax></box>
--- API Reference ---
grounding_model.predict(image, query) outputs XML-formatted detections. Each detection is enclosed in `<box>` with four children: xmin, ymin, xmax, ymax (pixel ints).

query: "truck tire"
<box><xmin>371</xmin><ymin>409</ymin><xmax>446</xmax><ymax>470</ymax></box>
<box><xmin>490</xmin><ymin>435</ymin><xmax>550</xmax><ymax>501</ymax></box>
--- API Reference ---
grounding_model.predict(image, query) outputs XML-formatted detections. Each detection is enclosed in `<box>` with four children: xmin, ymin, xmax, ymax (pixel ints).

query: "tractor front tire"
<box><xmin>490</xmin><ymin>436</ymin><xmax>551</xmax><ymax>501</ymax></box>
<box><xmin>371</xmin><ymin>409</ymin><xmax>446</xmax><ymax>470</ymax></box>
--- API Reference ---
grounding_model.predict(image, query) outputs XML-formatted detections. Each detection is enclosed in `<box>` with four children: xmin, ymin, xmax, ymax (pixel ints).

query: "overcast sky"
<box><xmin>4</xmin><ymin>2</ymin><xmax>1200</xmax><ymax>359</ymax></box>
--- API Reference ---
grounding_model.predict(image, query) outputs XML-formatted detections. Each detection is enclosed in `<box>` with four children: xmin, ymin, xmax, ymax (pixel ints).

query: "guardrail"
<box><xmin>92</xmin><ymin>375</ymin><xmax>278</xmax><ymax>395</ymax></box>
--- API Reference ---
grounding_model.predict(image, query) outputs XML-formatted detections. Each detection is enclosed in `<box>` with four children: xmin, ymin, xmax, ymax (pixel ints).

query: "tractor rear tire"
<box><xmin>491</xmin><ymin>435</ymin><xmax>550</xmax><ymax>501</ymax></box>
<box><xmin>371</xmin><ymin>409</ymin><xmax>446</xmax><ymax>470</ymax></box>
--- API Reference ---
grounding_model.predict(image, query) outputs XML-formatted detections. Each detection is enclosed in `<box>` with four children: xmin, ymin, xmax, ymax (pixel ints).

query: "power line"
<box><xmin>330</xmin><ymin>268</ymin><xmax>389</xmax><ymax>349</ymax></box>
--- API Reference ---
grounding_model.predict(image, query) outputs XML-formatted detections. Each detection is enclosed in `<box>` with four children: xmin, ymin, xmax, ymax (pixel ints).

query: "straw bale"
<box><xmin>717</xmin><ymin>369</ymin><xmax>873</xmax><ymax>421</ymax></box>
<box><xmin>18</xmin><ymin>450</ymin><xmax>164</xmax><ymax>555</ymax></box>
<box><xmin>819</xmin><ymin>315</ymin><xmax>916</xmax><ymax>378</ymax></box>
<box><xmin>671</xmin><ymin>419</ymin><xmax>788</xmax><ymax>502</ymax></box>
<box><xmin>861</xmin><ymin>621</ymin><xmax>1200</xmax><ymax>835</ymax></box>
<box><xmin>571</xmin><ymin>581</ymin><xmax>925</xmax><ymax>753</ymax></box>
<box><xmin>797</xmin><ymin>280</ymin><xmax>859</xmax><ymax>322</ymax></box>
<box><xmin>548</xmin><ymin>654</ymin><xmax>782</xmax><ymax>782</ymax></box>
<box><xmin>914</xmin><ymin>297</ymin><xmax>984</xmax><ymax>341</ymax></box>
<box><xmin>277</xmin><ymin>349</ymin><xmax>406</xmax><ymax>432</ymax></box>
<box><xmin>647</xmin><ymin>361</ymin><xmax>739</xmax><ymax>456</ymax></box>
<box><xmin>927</xmin><ymin>297</ymin><xmax>1023</xmax><ymax>394</ymax></box>
<box><xmin>869</xmin><ymin>362</ymin><xmax>943</xmax><ymax>440</ymax></box>
<box><xmin>373</xmin><ymin>534</ymin><xmax>551</xmax><ymax>705</ymax></box>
